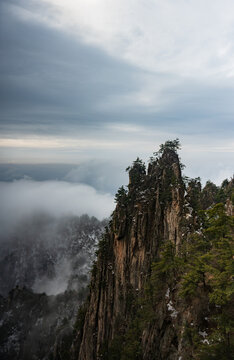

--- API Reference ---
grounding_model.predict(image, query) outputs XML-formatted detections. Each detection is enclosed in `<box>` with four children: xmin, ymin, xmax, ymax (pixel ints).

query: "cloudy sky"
<box><xmin>0</xmin><ymin>0</ymin><xmax>233</xmax><ymax>189</ymax></box>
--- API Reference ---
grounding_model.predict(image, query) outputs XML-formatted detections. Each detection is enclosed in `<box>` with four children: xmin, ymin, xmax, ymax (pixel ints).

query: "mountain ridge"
<box><xmin>0</xmin><ymin>142</ymin><xmax>233</xmax><ymax>360</ymax></box>
<box><xmin>73</xmin><ymin>143</ymin><xmax>233</xmax><ymax>360</ymax></box>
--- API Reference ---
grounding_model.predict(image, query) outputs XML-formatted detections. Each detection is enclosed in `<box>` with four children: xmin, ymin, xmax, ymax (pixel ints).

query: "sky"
<box><xmin>0</xmin><ymin>0</ymin><xmax>234</xmax><ymax>197</ymax></box>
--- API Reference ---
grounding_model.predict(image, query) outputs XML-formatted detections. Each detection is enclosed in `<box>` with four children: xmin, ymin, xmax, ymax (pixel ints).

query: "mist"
<box><xmin>0</xmin><ymin>179</ymin><xmax>114</xmax><ymax>238</ymax></box>
<box><xmin>0</xmin><ymin>179</ymin><xmax>113</xmax><ymax>296</ymax></box>
<box><xmin>0</xmin><ymin>210</ymin><xmax>107</xmax><ymax>296</ymax></box>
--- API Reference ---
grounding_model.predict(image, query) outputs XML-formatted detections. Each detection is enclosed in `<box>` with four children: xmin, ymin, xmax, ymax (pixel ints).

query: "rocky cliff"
<box><xmin>74</xmin><ymin>145</ymin><xmax>233</xmax><ymax>360</ymax></box>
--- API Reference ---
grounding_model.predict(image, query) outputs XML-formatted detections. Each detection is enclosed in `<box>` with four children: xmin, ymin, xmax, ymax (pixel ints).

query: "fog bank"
<box><xmin>0</xmin><ymin>179</ymin><xmax>114</xmax><ymax>237</ymax></box>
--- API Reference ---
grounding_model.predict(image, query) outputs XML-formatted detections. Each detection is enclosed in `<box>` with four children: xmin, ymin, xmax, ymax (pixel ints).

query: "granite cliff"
<box><xmin>0</xmin><ymin>142</ymin><xmax>232</xmax><ymax>360</ymax></box>
<box><xmin>73</xmin><ymin>143</ymin><xmax>233</xmax><ymax>360</ymax></box>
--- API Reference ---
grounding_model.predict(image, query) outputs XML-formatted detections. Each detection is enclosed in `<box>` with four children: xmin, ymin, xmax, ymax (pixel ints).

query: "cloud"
<box><xmin>32</xmin><ymin>257</ymin><xmax>73</xmax><ymax>295</ymax></box>
<box><xmin>12</xmin><ymin>0</ymin><xmax>234</xmax><ymax>78</ymax></box>
<box><xmin>180</xmin><ymin>139</ymin><xmax>234</xmax><ymax>186</ymax></box>
<box><xmin>0</xmin><ymin>179</ymin><xmax>114</xmax><ymax>236</ymax></box>
<box><xmin>0</xmin><ymin>0</ymin><xmax>233</xmax><ymax>186</ymax></box>
<box><xmin>0</xmin><ymin>1</ymin><xmax>139</xmax><ymax>131</ymax></box>
<box><xmin>0</xmin><ymin>162</ymin><xmax>127</xmax><ymax>194</ymax></box>
<box><xmin>64</xmin><ymin>160</ymin><xmax>128</xmax><ymax>194</ymax></box>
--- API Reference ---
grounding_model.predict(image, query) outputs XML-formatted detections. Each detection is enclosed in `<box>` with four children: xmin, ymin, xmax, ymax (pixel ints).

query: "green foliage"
<box><xmin>181</xmin><ymin>204</ymin><xmax>233</xmax><ymax>299</ymax></box>
<box><xmin>148</xmin><ymin>155</ymin><xmax>157</xmax><ymax>165</ymax></box>
<box><xmin>99</xmin><ymin>336</ymin><xmax>124</xmax><ymax>360</ymax></box>
<box><xmin>196</xmin><ymin>307</ymin><xmax>234</xmax><ymax>360</ymax></box>
<box><xmin>101</xmin><ymin>171</ymin><xmax>232</xmax><ymax>360</ymax></box>
<box><xmin>126</xmin><ymin>157</ymin><xmax>146</xmax><ymax>187</ymax></box>
<box><xmin>114</xmin><ymin>186</ymin><xmax>128</xmax><ymax>205</ymax></box>
<box><xmin>96</xmin><ymin>233</ymin><xmax>110</xmax><ymax>260</ymax></box>
<box><xmin>151</xmin><ymin>242</ymin><xmax>184</xmax><ymax>287</ymax></box>
<box><xmin>179</xmin><ymin>264</ymin><xmax>206</xmax><ymax>298</ymax></box>
<box><xmin>126</xmin><ymin>157</ymin><xmax>146</xmax><ymax>173</ymax></box>
<box><xmin>186</xmin><ymin>177</ymin><xmax>202</xmax><ymax>212</ymax></box>
<box><xmin>198</xmin><ymin>343</ymin><xmax>234</xmax><ymax>360</ymax></box>
<box><xmin>73</xmin><ymin>303</ymin><xmax>87</xmax><ymax>334</ymax></box>
<box><xmin>182</xmin><ymin>321</ymin><xmax>201</xmax><ymax>349</ymax></box>
<box><xmin>103</xmin><ymin>320</ymin><xmax>142</xmax><ymax>360</ymax></box>
<box><xmin>204</xmin><ymin>203</ymin><xmax>233</xmax><ymax>241</ymax></box>
<box><xmin>108</xmin><ymin>242</ymin><xmax>184</xmax><ymax>360</ymax></box>
<box><xmin>201</xmin><ymin>180</ymin><xmax>218</xmax><ymax>209</ymax></box>
<box><xmin>200</xmin><ymin>178</ymin><xmax>233</xmax><ymax>209</ymax></box>
<box><xmin>102</xmin><ymin>200</ymin><xmax>233</xmax><ymax>359</ymax></box>
<box><xmin>180</xmin><ymin>203</ymin><xmax>234</xmax><ymax>356</ymax></box>
<box><xmin>100</xmin><ymin>302</ymin><xmax>144</xmax><ymax>360</ymax></box>
<box><xmin>103</xmin><ymin>336</ymin><xmax>124</xmax><ymax>360</ymax></box>
<box><xmin>154</xmin><ymin>138</ymin><xmax>181</xmax><ymax>157</ymax></box>
<box><xmin>120</xmin><ymin>318</ymin><xmax>143</xmax><ymax>360</ymax></box>
<box><xmin>216</xmin><ymin>178</ymin><xmax>233</xmax><ymax>204</ymax></box>
<box><xmin>148</xmin><ymin>139</ymin><xmax>182</xmax><ymax>166</ymax></box>
<box><xmin>232</xmin><ymin>192</ymin><xmax>234</xmax><ymax>205</ymax></box>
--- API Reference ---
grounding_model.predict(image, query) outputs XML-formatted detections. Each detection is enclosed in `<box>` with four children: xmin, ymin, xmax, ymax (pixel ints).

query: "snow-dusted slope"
<box><xmin>0</xmin><ymin>213</ymin><xmax>107</xmax><ymax>296</ymax></box>
<box><xmin>0</xmin><ymin>213</ymin><xmax>107</xmax><ymax>359</ymax></box>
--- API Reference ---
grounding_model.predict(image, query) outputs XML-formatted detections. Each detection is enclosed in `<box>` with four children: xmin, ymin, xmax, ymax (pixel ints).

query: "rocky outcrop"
<box><xmin>76</xmin><ymin>149</ymin><xmax>186</xmax><ymax>359</ymax></box>
<box><xmin>74</xmin><ymin>148</ymin><xmax>234</xmax><ymax>360</ymax></box>
<box><xmin>1</xmin><ymin>147</ymin><xmax>232</xmax><ymax>360</ymax></box>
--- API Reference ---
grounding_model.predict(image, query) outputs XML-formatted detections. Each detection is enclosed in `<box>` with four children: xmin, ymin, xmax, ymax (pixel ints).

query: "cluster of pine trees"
<box><xmin>109</xmin><ymin>140</ymin><xmax>234</xmax><ymax>359</ymax></box>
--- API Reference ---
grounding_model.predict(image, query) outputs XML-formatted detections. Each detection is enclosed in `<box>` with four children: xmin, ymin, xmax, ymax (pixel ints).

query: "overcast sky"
<box><xmin>0</xmin><ymin>0</ymin><xmax>233</xmax><ymax>186</ymax></box>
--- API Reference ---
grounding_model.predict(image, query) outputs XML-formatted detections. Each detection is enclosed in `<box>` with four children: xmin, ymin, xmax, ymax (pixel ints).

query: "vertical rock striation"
<box><xmin>76</xmin><ymin>149</ymin><xmax>185</xmax><ymax>359</ymax></box>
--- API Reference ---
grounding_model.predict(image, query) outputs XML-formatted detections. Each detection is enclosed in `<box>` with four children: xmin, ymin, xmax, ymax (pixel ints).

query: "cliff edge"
<box><xmin>73</xmin><ymin>142</ymin><xmax>233</xmax><ymax>360</ymax></box>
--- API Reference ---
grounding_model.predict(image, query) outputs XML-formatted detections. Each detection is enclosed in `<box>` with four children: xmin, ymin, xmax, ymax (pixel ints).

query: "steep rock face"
<box><xmin>77</xmin><ymin>149</ymin><xmax>185</xmax><ymax>359</ymax></box>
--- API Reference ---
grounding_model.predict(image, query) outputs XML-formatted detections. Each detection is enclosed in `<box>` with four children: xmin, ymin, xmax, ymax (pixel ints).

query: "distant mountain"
<box><xmin>0</xmin><ymin>214</ymin><xmax>107</xmax><ymax>359</ymax></box>
<box><xmin>0</xmin><ymin>213</ymin><xmax>107</xmax><ymax>296</ymax></box>
<box><xmin>0</xmin><ymin>287</ymin><xmax>84</xmax><ymax>360</ymax></box>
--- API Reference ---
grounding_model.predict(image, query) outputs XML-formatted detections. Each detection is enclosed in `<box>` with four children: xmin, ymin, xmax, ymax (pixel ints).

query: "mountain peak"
<box><xmin>74</xmin><ymin>144</ymin><xmax>233</xmax><ymax>360</ymax></box>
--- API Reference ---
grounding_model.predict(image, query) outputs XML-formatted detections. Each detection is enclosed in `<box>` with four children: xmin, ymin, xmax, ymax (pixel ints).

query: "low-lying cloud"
<box><xmin>0</xmin><ymin>179</ymin><xmax>114</xmax><ymax>237</ymax></box>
